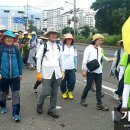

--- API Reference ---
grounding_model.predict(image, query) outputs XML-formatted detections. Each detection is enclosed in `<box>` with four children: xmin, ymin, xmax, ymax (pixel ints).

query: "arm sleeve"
<box><xmin>103</xmin><ymin>56</ymin><xmax>109</xmax><ymax>61</ymax></box>
<box><xmin>59</xmin><ymin>49</ymin><xmax>64</xmax><ymax>72</ymax></box>
<box><xmin>74</xmin><ymin>48</ymin><xmax>77</xmax><ymax>70</ymax></box>
<box><xmin>82</xmin><ymin>47</ymin><xmax>89</xmax><ymax>70</ymax></box>
<box><xmin>111</xmin><ymin>51</ymin><xmax>117</xmax><ymax>70</ymax></box>
<box><xmin>119</xmin><ymin>66</ymin><xmax>125</xmax><ymax>81</ymax></box>
<box><xmin>18</xmin><ymin>48</ymin><xmax>23</xmax><ymax>76</ymax></box>
<box><xmin>36</xmin><ymin>44</ymin><xmax>44</xmax><ymax>73</ymax></box>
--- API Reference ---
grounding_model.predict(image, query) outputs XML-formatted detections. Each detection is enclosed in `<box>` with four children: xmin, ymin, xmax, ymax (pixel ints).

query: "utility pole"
<box><xmin>26</xmin><ymin>1</ymin><xmax>29</xmax><ymax>29</ymax></box>
<box><xmin>74</xmin><ymin>0</ymin><xmax>76</xmax><ymax>38</ymax></box>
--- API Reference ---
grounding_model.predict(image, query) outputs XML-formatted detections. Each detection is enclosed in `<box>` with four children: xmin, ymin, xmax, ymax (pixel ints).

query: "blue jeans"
<box><xmin>60</xmin><ymin>69</ymin><xmax>76</xmax><ymax>93</ymax></box>
<box><xmin>81</xmin><ymin>72</ymin><xmax>102</xmax><ymax>105</ymax></box>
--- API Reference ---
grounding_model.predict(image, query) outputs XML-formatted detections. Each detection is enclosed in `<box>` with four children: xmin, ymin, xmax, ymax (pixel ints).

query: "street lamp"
<box><xmin>65</xmin><ymin>0</ymin><xmax>76</xmax><ymax>38</ymax></box>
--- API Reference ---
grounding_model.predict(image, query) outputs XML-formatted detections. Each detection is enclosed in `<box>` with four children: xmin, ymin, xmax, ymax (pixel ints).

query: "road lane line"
<box><xmin>76</xmin><ymin>80</ymin><xmax>116</xmax><ymax>97</ymax></box>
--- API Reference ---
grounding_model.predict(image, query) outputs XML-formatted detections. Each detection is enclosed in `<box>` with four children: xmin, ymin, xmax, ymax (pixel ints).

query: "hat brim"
<box><xmin>39</xmin><ymin>36</ymin><xmax>49</xmax><ymax>40</ymax></box>
<box><xmin>63</xmin><ymin>38</ymin><xmax>74</xmax><ymax>44</ymax></box>
<box><xmin>46</xmin><ymin>31</ymin><xmax>59</xmax><ymax>37</ymax></box>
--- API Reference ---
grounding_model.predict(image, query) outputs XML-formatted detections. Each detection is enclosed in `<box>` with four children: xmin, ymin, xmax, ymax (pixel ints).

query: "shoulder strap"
<box><xmin>41</xmin><ymin>42</ymin><xmax>47</xmax><ymax>65</ymax></box>
<box><xmin>116</xmin><ymin>48</ymin><xmax>121</xmax><ymax>68</ymax></box>
<box><xmin>0</xmin><ymin>45</ymin><xmax>3</xmax><ymax>73</ymax></box>
<box><xmin>56</xmin><ymin>43</ymin><xmax>60</xmax><ymax>52</ymax></box>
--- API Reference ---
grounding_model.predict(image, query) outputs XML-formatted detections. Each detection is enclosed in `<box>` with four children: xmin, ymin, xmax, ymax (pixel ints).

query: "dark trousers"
<box><xmin>81</xmin><ymin>72</ymin><xmax>102</xmax><ymax>105</ymax></box>
<box><xmin>34</xmin><ymin>80</ymin><xmax>42</xmax><ymax>89</ymax></box>
<box><xmin>115</xmin><ymin>76</ymin><xmax>124</xmax><ymax>97</ymax></box>
<box><xmin>60</xmin><ymin>69</ymin><xmax>76</xmax><ymax>93</ymax></box>
<box><xmin>0</xmin><ymin>77</ymin><xmax>20</xmax><ymax>116</ymax></box>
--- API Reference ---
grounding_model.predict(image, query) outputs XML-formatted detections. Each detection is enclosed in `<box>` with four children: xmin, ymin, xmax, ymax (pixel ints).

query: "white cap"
<box><xmin>31</xmin><ymin>31</ymin><xmax>36</xmax><ymax>35</ymax></box>
<box><xmin>23</xmin><ymin>31</ymin><xmax>28</xmax><ymax>35</ymax></box>
<box><xmin>0</xmin><ymin>25</ymin><xmax>6</xmax><ymax>31</ymax></box>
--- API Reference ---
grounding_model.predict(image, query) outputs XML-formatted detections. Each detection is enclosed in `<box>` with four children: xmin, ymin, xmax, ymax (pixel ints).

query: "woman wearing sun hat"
<box><xmin>81</xmin><ymin>33</ymin><xmax>109</xmax><ymax>111</ymax></box>
<box><xmin>60</xmin><ymin>33</ymin><xmax>77</xmax><ymax>100</ymax></box>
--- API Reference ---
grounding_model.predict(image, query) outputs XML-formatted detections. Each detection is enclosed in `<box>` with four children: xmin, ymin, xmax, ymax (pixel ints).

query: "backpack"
<box><xmin>0</xmin><ymin>45</ymin><xmax>20</xmax><ymax>73</ymax></box>
<box><xmin>41</xmin><ymin>42</ymin><xmax>60</xmax><ymax>65</ymax></box>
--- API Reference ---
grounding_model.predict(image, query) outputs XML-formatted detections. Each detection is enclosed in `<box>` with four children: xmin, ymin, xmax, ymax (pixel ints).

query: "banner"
<box><xmin>13</xmin><ymin>17</ymin><xmax>25</xmax><ymax>24</ymax></box>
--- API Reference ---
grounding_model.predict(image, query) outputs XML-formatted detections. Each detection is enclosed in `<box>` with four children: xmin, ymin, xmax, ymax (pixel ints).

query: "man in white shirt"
<box><xmin>36</xmin><ymin>27</ymin><xmax>64</xmax><ymax>118</ymax></box>
<box><xmin>81</xmin><ymin>34</ymin><xmax>109</xmax><ymax>111</ymax></box>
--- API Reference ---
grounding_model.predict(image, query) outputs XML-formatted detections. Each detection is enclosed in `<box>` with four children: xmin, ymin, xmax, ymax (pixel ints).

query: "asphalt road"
<box><xmin>0</xmin><ymin>67</ymin><xmax>117</xmax><ymax>130</ymax></box>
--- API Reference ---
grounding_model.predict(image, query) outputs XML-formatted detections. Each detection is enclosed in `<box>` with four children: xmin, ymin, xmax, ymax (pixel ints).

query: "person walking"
<box><xmin>80</xmin><ymin>34</ymin><xmax>109</xmax><ymax>111</ymax></box>
<box><xmin>36</xmin><ymin>27</ymin><xmax>64</xmax><ymax>118</ymax></box>
<box><xmin>0</xmin><ymin>30</ymin><xmax>23</xmax><ymax>122</ymax></box>
<box><xmin>27</xmin><ymin>31</ymin><xmax>37</xmax><ymax>70</ymax></box>
<box><xmin>60</xmin><ymin>33</ymin><xmax>77</xmax><ymax>100</ymax></box>
<box><xmin>33</xmin><ymin>33</ymin><xmax>49</xmax><ymax>93</ymax></box>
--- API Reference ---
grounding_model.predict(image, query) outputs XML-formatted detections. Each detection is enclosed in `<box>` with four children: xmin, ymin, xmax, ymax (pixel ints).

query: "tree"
<box><xmin>62</xmin><ymin>27</ymin><xmax>74</xmax><ymax>35</ymax></box>
<box><xmin>91</xmin><ymin>0</ymin><xmax>130</xmax><ymax>34</ymax></box>
<box><xmin>28</xmin><ymin>20</ymin><xmax>38</xmax><ymax>33</ymax></box>
<box><xmin>80</xmin><ymin>25</ymin><xmax>90</xmax><ymax>37</ymax></box>
<box><xmin>67</xmin><ymin>19</ymin><xmax>71</xmax><ymax>27</ymax></box>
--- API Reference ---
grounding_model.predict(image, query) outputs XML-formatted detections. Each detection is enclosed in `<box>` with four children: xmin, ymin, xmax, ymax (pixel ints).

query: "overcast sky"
<box><xmin>0</xmin><ymin>0</ymin><xmax>96</xmax><ymax>11</ymax></box>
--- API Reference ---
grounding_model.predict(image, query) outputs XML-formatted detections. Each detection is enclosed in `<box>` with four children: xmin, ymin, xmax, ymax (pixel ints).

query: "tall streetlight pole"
<box><xmin>65</xmin><ymin>0</ymin><xmax>76</xmax><ymax>38</ymax></box>
<box><xmin>73</xmin><ymin>0</ymin><xmax>76</xmax><ymax>38</ymax></box>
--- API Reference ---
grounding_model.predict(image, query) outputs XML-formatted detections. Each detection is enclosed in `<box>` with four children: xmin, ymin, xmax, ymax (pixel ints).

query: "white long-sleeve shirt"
<box><xmin>82</xmin><ymin>45</ymin><xmax>102</xmax><ymax>74</ymax></box>
<box><xmin>36</xmin><ymin>41</ymin><xmax>64</xmax><ymax>79</ymax></box>
<box><xmin>111</xmin><ymin>48</ymin><xmax>124</xmax><ymax>71</ymax></box>
<box><xmin>63</xmin><ymin>45</ymin><xmax>75</xmax><ymax>70</ymax></box>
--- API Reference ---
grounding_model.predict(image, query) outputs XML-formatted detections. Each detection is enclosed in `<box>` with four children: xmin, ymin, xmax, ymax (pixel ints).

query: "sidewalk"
<box><xmin>0</xmin><ymin>69</ymin><xmax>116</xmax><ymax>130</ymax></box>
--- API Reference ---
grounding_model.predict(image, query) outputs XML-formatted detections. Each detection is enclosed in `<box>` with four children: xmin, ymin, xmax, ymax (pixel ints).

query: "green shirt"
<box><xmin>120</xmin><ymin>53</ymin><xmax>130</xmax><ymax>84</ymax></box>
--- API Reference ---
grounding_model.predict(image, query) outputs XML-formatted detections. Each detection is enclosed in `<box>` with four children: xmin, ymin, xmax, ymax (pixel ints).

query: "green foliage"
<box><xmin>104</xmin><ymin>34</ymin><xmax>121</xmax><ymax>46</ymax></box>
<box><xmin>62</xmin><ymin>27</ymin><xmax>74</xmax><ymax>35</ymax></box>
<box><xmin>91</xmin><ymin>0</ymin><xmax>130</xmax><ymax>34</ymax></box>
<box><xmin>80</xmin><ymin>25</ymin><xmax>90</xmax><ymax>37</ymax></box>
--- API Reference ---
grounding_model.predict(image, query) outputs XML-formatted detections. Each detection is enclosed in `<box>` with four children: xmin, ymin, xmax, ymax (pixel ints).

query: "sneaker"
<box><xmin>13</xmin><ymin>115</ymin><xmax>21</xmax><ymax>122</ymax></box>
<box><xmin>62</xmin><ymin>92</ymin><xmax>67</xmax><ymax>99</ymax></box>
<box><xmin>68</xmin><ymin>92</ymin><xmax>74</xmax><ymax>100</ymax></box>
<box><xmin>47</xmin><ymin>111</ymin><xmax>59</xmax><ymax>118</ymax></box>
<box><xmin>36</xmin><ymin>104</ymin><xmax>42</xmax><ymax>114</ymax></box>
<box><xmin>96</xmin><ymin>104</ymin><xmax>109</xmax><ymax>111</ymax></box>
<box><xmin>113</xmin><ymin>93</ymin><xmax>119</xmax><ymax>100</ymax></box>
<box><xmin>80</xmin><ymin>99</ymin><xmax>87</xmax><ymax>107</ymax></box>
<box><xmin>1</xmin><ymin>107</ymin><xmax>7</xmax><ymax>114</ymax></box>
<box><xmin>33</xmin><ymin>89</ymin><xmax>37</xmax><ymax>94</ymax></box>
<box><xmin>7</xmin><ymin>95</ymin><xmax>11</xmax><ymax>100</ymax></box>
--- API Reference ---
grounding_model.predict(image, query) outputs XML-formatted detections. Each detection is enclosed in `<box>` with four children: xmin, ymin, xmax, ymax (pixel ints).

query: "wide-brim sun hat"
<box><xmin>92</xmin><ymin>34</ymin><xmax>104</xmax><ymax>41</ymax></box>
<box><xmin>0</xmin><ymin>25</ymin><xmax>6</xmax><ymax>31</ymax></box>
<box><xmin>39</xmin><ymin>32</ymin><xmax>49</xmax><ymax>40</ymax></box>
<box><xmin>117</xmin><ymin>40</ymin><xmax>123</xmax><ymax>46</ymax></box>
<box><xmin>63</xmin><ymin>33</ymin><xmax>74</xmax><ymax>44</ymax></box>
<box><xmin>46</xmin><ymin>27</ymin><xmax>59</xmax><ymax>37</ymax></box>
<box><xmin>4</xmin><ymin>30</ymin><xmax>16</xmax><ymax>38</ymax></box>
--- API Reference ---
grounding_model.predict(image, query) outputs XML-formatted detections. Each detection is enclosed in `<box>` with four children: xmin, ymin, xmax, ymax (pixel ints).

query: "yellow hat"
<box><xmin>93</xmin><ymin>34</ymin><xmax>104</xmax><ymax>41</ymax></box>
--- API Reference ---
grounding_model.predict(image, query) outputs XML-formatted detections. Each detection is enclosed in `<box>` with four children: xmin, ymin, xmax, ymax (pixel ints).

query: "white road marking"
<box><xmin>76</xmin><ymin>79</ymin><xmax>116</xmax><ymax>97</ymax></box>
